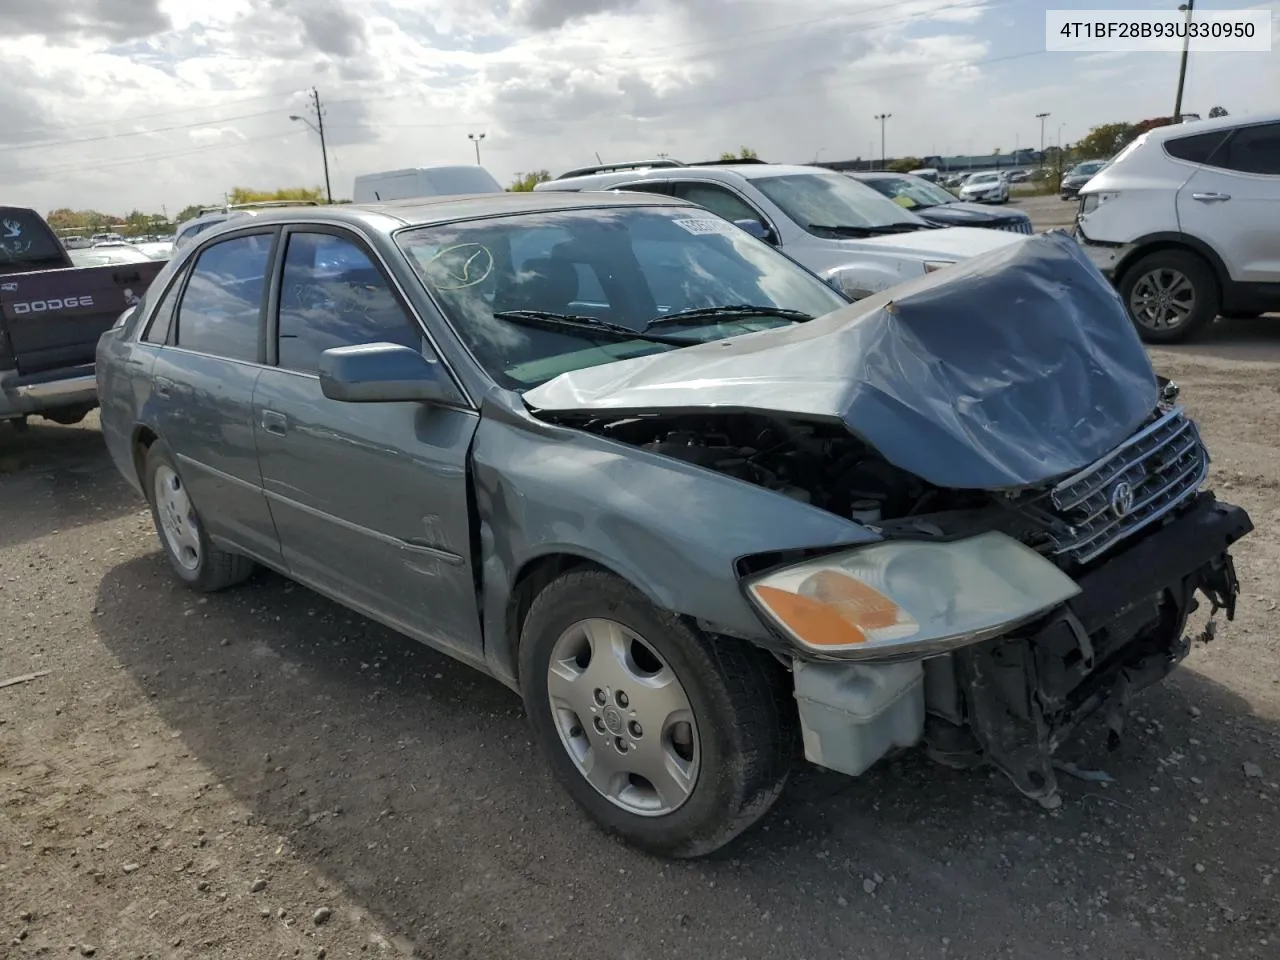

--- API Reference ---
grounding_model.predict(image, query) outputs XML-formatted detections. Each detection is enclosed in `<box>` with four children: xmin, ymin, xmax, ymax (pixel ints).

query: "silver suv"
<box><xmin>535</xmin><ymin>159</ymin><xmax>1023</xmax><ymax>300</ymax></box>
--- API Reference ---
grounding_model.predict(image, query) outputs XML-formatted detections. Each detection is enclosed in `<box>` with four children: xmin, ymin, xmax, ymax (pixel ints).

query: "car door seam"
<box><xmin>261</xmin><ymin>488</ymin><xmax>465</xmax><ymax>565</ymax></box>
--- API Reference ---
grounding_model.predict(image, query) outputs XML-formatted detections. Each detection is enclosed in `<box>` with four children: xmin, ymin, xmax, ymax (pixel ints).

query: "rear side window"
<box><xmin>1217</xmin><ymin>123</ymin><xmax>1280</xmax><ymax>175</ymax></box>
<box><xmin>174</xmin><ymin>234</ymin><xmax>273</xmax><ymax>361</ymax></box>
<box><xmin>0</xmin><ymin>207</ymin><xmax>69</xmax><ymax>273</ymax></box>
<box><xmin>669</xmin><ymin>182</ymin><xmax>763</xmax><ymax>225</ymax></box>
<box><xmin>142</xmin><ymin>268</ymin><xmax>188</xmax><ymax>344</ymax></box>
<box><xmin>1165</xmin><ymin>130</ymin><xmax>1231</xmax><ymax>164</ymax></box>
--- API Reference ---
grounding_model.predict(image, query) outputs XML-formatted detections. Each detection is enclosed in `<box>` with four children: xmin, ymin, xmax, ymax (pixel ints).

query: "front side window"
<box><xmin>276</xmin><ymin>232</ymin><xmax>424</xmax><ymax>374</ymax></box>
<box><xmin>397</xmin><ymin>207</ymin><xmax>846</xmax><ymax>391</ymax></box>
<box><xmin>751</xmin><ymin>173</ymin><xmax>922</xmax><ymax>233</ymax></box>
<box><xmin>174</xmin><ymin>233</ymin><xmax>273</xmax><ymax>362</ymax></box>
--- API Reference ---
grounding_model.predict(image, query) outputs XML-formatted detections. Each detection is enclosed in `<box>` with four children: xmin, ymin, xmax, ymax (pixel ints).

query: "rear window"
<box><xmin>0</xmin><ymin>207</ymin><xmax>70</xmax><ymax>273</ymax></box>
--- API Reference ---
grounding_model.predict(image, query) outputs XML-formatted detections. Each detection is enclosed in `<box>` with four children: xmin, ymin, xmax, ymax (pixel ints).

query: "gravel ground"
<box><xmin>3</xmin><ymin>229</ymin><xmax>1278</xmax><ymax>958</ymax></box>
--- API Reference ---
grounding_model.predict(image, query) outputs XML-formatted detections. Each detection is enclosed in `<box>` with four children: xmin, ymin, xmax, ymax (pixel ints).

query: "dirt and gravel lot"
<box><xmin>3</xmin><ymin>215</ymin><xmax>1279</xmax><ymax>958</ymax></box>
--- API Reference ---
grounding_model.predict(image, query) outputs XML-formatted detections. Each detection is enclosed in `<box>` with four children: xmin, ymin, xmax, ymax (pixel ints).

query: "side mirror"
<box><xmin>318</xmin><ymin>342</ymin><xmax>463</xmax><ymax>405</ymax></box>
<box><xmin>733</xmin><ymin>219</ymin><xmax>776</xmax><ymax>244</ymax></box>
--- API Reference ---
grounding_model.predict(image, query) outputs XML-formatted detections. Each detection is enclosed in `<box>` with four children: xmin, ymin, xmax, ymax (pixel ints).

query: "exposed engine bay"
<box><xmin>545</xmin><ymin>400</ymin><xmax>1252</xmax><ymax>807</ymax></box>
<box><xmin>566</xmin><ymin>410</ymin><xmax>982</xmax><ymax>526</ymax></box>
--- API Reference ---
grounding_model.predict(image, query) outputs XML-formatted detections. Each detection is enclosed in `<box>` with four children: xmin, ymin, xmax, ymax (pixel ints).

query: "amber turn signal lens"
<box><xmin>752</xmin><ymin>571</ymin><xmax>907</xmax><ymax>648</ymax></box>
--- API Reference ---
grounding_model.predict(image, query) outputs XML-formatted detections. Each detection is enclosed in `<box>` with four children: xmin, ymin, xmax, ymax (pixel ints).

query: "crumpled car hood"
<box><xmin>523</xmin><ymin>232</ymin><xmax>1159</xmax><ymax>491</ymax></box>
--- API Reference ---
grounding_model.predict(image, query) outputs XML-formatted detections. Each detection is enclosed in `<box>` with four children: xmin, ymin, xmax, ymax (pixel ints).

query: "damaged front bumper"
<box><xmin>792</xmin><ymin>493</ymin><xmax>1252</xmax><ymax>804</ymax></box>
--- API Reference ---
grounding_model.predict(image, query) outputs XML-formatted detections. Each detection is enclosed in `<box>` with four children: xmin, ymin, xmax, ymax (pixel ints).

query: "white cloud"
<box><xmin>0</xmin><ymin>0</ymin><xmax>1275</xmax><ymax>215</ymax></box>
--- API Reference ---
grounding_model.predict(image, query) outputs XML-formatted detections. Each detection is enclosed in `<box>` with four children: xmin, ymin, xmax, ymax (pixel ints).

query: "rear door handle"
<box><xmin>153</xmin><ymin>376</ymin><xmax>174</xmax><ymax>399</ymax></box>
<box><xmin>1191</xmin><ymin>192</ymin><xmax>1231</xmax><ymax>203</ymax></box>
<box><xmin>261</xmin><ymin>410</ymin><xmax>288</xmax><ymax>436</ymax></box>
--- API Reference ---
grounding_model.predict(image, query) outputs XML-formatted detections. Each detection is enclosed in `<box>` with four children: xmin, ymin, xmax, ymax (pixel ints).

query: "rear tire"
<box><xmin>1118</xmin><ymin>249</ymin><xmax>1220</xmax><ymax>344</ymax></box>
<box><xmin>143</xmin><ymin>441</ymin><xmax>255</xmax><ymax>592</ymax></box>
<box><xmin>519</xmin><ymin>568</ymin><xmax>795</xmax><ymax>858</ymax></box>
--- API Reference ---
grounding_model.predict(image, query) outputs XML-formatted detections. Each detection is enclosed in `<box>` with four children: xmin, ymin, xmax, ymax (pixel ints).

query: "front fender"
<box><xmin>471</xmin><ymin>401</ymin><xmax>879</xmax><ymax>687</ymax></box>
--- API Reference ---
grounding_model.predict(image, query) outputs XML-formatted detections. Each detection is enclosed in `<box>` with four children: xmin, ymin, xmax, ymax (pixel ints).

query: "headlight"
<box><xmin>922</xmin><ymin>260</ymin><xmax>953</xmax><ymax>274</ymax></box>
<box><xmin>744</xmin><ymin>532</ymin><xmax>1080</xmax><ymax>660</ymax></box>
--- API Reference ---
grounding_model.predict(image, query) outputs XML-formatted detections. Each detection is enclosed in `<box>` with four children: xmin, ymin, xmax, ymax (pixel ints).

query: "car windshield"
<box><xmin>1071</xmin><ymin>161</ymin><xmax>1106</xmax><ymax>176</ymax></box>
<box><xmin>968</xmin><ymin>173</ymin><xmax>1000</xmax><ymax>184</ymax></box>
<box><xmin>397</xmin><ymin>206</ymin><xmax>847</xmax><ymax>391</ymax></box>
<box><xmin>862</xmin><ymin>175</ymin><xmax>956</xmax><ymax>209</ymax></box>
<box><xmin>750</xmin><ymin>172</ymin><xmax>923</xmax><ymax>232</ymax></box>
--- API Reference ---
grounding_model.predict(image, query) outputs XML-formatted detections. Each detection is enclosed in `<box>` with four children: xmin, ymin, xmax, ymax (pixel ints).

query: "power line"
<box><xmin>27</xmin><ymin>131</ymin><xmax>304</xmax><ymax>177</ymax></box>
<box><xmin>2</xmin><ymin>0</ymin><xmax>998</xmax><ymax>145</ymax></box>
<box><xmin>0</xmin><ymin>109</ymin><xmax>286</xmax><ymax>154</ymax></box>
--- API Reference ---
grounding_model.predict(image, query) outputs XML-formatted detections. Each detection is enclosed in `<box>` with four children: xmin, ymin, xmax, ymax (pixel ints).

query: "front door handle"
<box><xmin>153</xmin><ymin>376</ymin><xmax>174</xmax><ymax>399</ymax></box>
<box><xmin>1191</xmin><ymin>192</ymin><xmax>1231</xmax><ymax>203</ymax></box>
<box><xmin>261</xmin><ymin>410</ymin><xmax>288</xmax><ymax>436</ymax></box>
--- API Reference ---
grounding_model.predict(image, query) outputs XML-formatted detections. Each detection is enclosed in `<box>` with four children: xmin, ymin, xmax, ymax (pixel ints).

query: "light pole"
<box><xmin>1173</xmin><ymin>0</ymin><xmax>1195</xmax><ymax>122</ymax></box>
<box><xmin>289</xmin><ymin>87</ymin><xmax>331</xmax><ymax>204</ymax></box>
<box><xmin>873</xmin><ymin>113</ymin><xmax>891</xmax><ymax>170</ymax></box>
<box><xmin>468</xmin><ymin>132</ymin><xmax>485</xmax><ymax>165</ymax></box>
<box><xmin>1036</xmin><ymin>112</ymin><xmax>1050</xmax><ymax>157</ymax></box>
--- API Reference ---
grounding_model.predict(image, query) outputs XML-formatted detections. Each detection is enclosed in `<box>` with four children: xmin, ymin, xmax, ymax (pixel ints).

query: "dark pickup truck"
<box><xmin>1</xmin><ymin>205</ymin><xmax>164</xmax><ymax>427</ymax></box>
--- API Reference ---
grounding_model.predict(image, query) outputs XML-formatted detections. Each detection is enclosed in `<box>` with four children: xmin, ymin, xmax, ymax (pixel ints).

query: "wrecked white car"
<box><xmin>97</xmin><ymin>194</ymin><xmax>1252</xmax><ymax>858</ymax></box>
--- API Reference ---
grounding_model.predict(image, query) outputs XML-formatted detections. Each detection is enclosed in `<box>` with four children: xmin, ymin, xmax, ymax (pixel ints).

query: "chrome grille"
<box><xmin>1045</xmin><ymin>406</ymin><xmax>1207</xmax><ymax>564</ymax></box>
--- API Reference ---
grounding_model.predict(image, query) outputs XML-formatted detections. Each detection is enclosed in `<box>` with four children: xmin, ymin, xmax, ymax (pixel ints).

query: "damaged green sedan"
<box><xmin>96</xmin><ymin>192</ymin><xmax>1252</xmax><ymax>856</ymax></box>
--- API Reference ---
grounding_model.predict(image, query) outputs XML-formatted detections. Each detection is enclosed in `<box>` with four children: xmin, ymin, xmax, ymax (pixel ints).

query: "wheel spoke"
<box><xmin>633</xmin><ymin>743</ymin><xmax>696</xmax><ymax>811</ymax></box>
<box><xmin>547</xmin><ymin>658</ymin><xmax>589</xmax><ymax>715</ymax></box>
<box><xmin>578</xmin><ymin>747</ymin><xmax>623</xmax><ymax>800</ymax></box>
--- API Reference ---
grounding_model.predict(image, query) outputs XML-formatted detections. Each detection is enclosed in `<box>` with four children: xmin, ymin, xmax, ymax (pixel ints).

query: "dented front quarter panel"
<box><xmin>469</xmin><ymin>397</ymin><xmax>880</xmax><ymax>689</ymax></box>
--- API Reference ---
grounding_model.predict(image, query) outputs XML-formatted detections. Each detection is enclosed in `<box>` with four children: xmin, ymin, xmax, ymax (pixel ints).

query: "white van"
<box><xmin>352</xmin><ymin>166</ymin><xmax>504</xmax><ymax>203</ymax></box>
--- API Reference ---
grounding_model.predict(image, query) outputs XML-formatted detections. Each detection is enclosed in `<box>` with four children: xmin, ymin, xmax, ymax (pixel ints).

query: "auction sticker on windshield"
<box><xmin>672</xmin><ymin>218</ymin><xmax>739</xmax><ymax>236</ymax></box>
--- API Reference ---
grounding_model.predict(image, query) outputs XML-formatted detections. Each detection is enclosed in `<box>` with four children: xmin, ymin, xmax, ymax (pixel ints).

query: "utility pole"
<box><xmin>874</xmin><ymin>113</ymin><xmax>891</xmax><ymax>170</ymax></box>
<box><xmin>1173</xmin><ymin>0</ymin><xmax>1195</xmax><ymax>122</ymax></box>
<box><xmin>289</xmin><ymin>87</ymin><xmax>332</xmax><ymax>203</ymax></box>
<box><xmin>1036</xmin><ymin>112</ymin><xmax>1050</xmax><ymax>157</ymax></box>
<box><xmin>468</xmin><ymin>132</ymin><xmax>485</xmax><ymax>165</ymax></box>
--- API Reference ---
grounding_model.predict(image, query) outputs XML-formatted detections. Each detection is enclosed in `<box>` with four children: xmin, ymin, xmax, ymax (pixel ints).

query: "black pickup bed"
<box><xmin>0</xmin><ymin>260</ymin><xmax>165</xmax><ymax>376</ymax></box>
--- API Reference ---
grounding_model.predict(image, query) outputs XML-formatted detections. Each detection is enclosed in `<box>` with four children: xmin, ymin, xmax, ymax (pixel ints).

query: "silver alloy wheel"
<box><xmin>547</xmin><ymin>618</ymin><xmax>700</xmax><ymax>817</ymax></box>
<box><xmin>1129</xmin><ymin>267</ymin><xmax>1195</xmax><ymax>331</ymax></box>
<box><xmin>154</xmin><ymin>464</ymin><xmax>201</xmax><ymax>571</ymax></box>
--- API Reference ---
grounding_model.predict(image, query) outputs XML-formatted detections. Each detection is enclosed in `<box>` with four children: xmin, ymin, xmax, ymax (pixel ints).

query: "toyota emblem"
<box><xmin>1108</xmin><ymin>480</ymin><xmax>1135</xmax><ymax>519</ymax></box>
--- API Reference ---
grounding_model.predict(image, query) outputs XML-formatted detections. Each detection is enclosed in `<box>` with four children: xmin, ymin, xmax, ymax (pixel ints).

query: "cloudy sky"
<box><xmin>3</xmin><ymin>0</ymin><xmax>1276</xmax><ymax>215</ymax></box>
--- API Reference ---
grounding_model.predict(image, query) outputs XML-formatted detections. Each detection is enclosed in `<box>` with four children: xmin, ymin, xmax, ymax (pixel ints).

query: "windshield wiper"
<box><xmin>644</xmin><ymin>304</ymin><xmax>813</xmax><ymax>330</ymax></box>
<box><xmin>490</xmin><ymin>309</ymin><xmax>689</xmax><ymax>345</ymax></box>
<box><xmin>808</xmin><ymin>222</ymin><xmax>935</xmax><ymax>236</ymax></box>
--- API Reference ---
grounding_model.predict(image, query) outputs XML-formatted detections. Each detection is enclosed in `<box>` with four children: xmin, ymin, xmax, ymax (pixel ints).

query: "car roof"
<box><xmin>544</xmin><ymin>162</ymin><xmax>841</xmax><ymax>191</ymax></box>
<box><xmin>1144</xmin><ymin>110</ymin><xmax>1280</xmax><ymax>141</ymax></box>
<box><xmin>193</xmin><ymin>191</ymin><xmax>693</xmax><ymax>235</ymax></box>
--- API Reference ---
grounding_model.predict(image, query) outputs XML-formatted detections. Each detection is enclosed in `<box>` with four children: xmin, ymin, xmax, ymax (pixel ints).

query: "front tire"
<box><xmin>519</xmin><ymin>568</ymin><xmax>795</xmax><ymax>858</ymax></box>
<box><xmin>1118</xmin><ymin>249</ymin><xmax>1220</xmax><ymax>344</ymax></box>
<box><xmin>144</xmin><ymin>441</ymin><xmax>255</xmax><ymax>591</ymax></box>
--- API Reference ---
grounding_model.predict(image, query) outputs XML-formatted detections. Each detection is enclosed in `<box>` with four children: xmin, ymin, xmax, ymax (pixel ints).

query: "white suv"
<box><xmin>534</xmin><ymin>160</ymin><xmax>1024</xmax><ymax>300</ymax></box>
<box><xmin>1075</xmin><ymin>113</ymin><xmax>1280</xmax><ymax>342</ymax></box>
